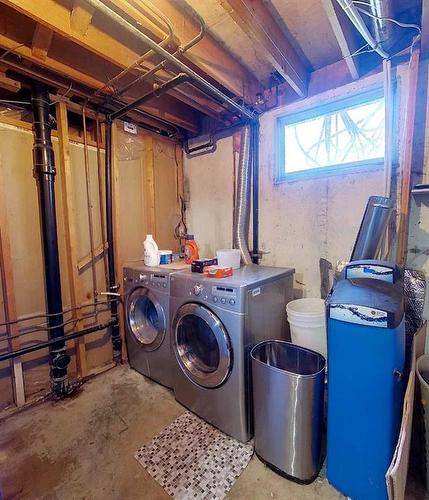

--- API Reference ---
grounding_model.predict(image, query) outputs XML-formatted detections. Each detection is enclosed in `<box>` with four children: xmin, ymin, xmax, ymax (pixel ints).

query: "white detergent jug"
<box><xmin>144</xmin><ymin>234</ymin><xmax>160</xmax><ymax>267</ymax></box>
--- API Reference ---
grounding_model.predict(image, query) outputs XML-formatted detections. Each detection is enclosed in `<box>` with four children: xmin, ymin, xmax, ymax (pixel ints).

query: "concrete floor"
<box><xmin>0</xmin><ymin>365</ymin><xmax>422</xmax><ymax>500</ymax></box>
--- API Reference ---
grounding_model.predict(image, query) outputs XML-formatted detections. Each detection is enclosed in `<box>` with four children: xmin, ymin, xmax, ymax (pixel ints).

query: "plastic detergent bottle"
<box><xmin>184</xmin><ymin>234</ymin><xmax>199</xmax><ymax>264</ymax></box>
<box><xmin>144</xmin><ymin>234</ymin><xmax>160</xmax><ymax>267</ymax></box>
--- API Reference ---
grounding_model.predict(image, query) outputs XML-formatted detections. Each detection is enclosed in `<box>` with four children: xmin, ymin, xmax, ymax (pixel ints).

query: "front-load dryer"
<box><xmin>124</xmin><ymin>262</ymin><xmax>187</xmax><ymax>388</ymax></box>
<box><xmin>170</xmin><ymin>265</ymin><xmax>294</xmax><ymax>442</ymax></box>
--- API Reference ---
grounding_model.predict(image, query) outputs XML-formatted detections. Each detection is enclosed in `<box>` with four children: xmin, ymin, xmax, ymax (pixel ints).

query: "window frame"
<box><xmin>275</xmin><ymin>87</ymin><xmax>385</xmax><ymax>183</ymax></box>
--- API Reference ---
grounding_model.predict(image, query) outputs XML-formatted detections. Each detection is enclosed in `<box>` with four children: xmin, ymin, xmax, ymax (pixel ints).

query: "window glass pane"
<box><xmin>282</xmin><ymin>97</ymin><xmax>385</xmax><ymax>174</ymax></box>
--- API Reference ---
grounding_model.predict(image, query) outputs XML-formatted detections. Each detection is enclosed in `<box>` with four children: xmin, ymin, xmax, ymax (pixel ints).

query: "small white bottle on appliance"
<box><xmin>144</xmin><ymin>234</ymin><xmax>160</xmax><ymax>267</ymax></box>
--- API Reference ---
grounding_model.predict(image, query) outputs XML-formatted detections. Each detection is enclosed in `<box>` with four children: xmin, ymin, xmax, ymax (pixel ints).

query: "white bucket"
<box><xmin>216</xmin><ymin>249</ymin><xmax>241</xmax><ymax>269</ymax></box>
<box><xmin>286</xmin><ymin>298</ymin><xmax>327</xmax><ymax>358</ymax></box>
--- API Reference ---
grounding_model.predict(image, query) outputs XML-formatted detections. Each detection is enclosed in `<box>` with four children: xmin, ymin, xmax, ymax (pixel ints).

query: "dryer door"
<box><xmin>173</xmin><ymin>303</ymin><xmax>232</xmax><ymax>388</ymax></box>
<box><xmin>126</xmin><ymin>287</ymin><xmax>166</xmax><ymax>351</ymax></box>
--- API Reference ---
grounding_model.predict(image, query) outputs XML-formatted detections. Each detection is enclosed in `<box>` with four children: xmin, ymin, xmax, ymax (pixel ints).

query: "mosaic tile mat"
<box><xmin>135</xmin><ymin>411</ymin><xmax>254</xmax><ymax>499</ymax></box>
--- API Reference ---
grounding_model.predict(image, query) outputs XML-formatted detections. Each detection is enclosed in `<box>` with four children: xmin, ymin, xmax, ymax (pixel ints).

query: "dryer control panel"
<box><xmin>183</xmin><ymin>281</ymin><xmax>240</xmax><ymax>310</ymax></box>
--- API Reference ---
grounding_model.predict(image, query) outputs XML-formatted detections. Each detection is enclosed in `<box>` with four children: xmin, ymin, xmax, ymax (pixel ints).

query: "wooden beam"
<box><xmin>31</xmin><ymin>23</ymin><xmax>53</xmax><ymax>60</ymax></box>
<box><xmin>0</xmin><ymin>0</ymin><xmax>257</xmax><ymax>114</ymax></box>
<box><xmin>142</xmin><ymin>134</ymin><xmax>156</xmax><ymax>235</ymax></box>
<box><xmin>116</xmin><ymin>0</ymin><xmax>261</xmax><ymax>103</ymax></box>
<box><xmin>56</xmin><ymin>101</ymin><xmax>88</xmax><ymax>377</ymax></box>
<box><xmin>70</xmin><ymin>0</ymin><xmax>94</xmax><ymax>36</ymax></box>
<box><xmin>0</xmin><ymin>32</ymin><xmax>200</xmax><ymax>133</ymax></box>
<box><xmin>322</xmin><ymin>0</ymin><xmax>360</xmax><ymax>80</ymax></box>
<box><xmin>218</xmin><ymin>0</ymin><xmax>307</xmax><ymax>97</ymax></box>
<box><xmin>0</xmin><ymin>154</ymin><xmax>25</xmax><ymax>407</ymax></box>
<box><xmin>0</xmin><ymin>71</ymin><xmax>20</xmax><ymax>92</ymax></box>
<box><xmin>111</xmin><ymin>122</ymin><xmax>127</xmax><ymax>361</ymax></box>
<box><xmin>397</xmin><ymin>43</ymin><xmax>420</xmax><ymax>267</ymax></box>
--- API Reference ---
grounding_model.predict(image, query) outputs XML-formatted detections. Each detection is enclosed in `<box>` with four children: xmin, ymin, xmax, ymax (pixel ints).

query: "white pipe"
<box><xmin>336</xmin><ymin>0</ymin><xmax>389</xmax><ymax>59</ymax></box>
<box><xmin>383</xmin><ymin>58</ymin><xmax>393</xmax><ymax>197</ymax></box>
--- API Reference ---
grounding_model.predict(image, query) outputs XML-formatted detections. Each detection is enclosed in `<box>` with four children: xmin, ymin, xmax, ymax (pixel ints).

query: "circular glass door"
<box><xmin>126</xmin><ymin>287</ymin><xmax>166</xmax><ymax>351</ymax></box>
<box><xmin>173</xmin><ymin>303</ymin><xmax>232</xmax><ymax>388</ymax></box>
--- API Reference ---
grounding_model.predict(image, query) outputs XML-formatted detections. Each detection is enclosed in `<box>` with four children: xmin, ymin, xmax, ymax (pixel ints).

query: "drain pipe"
<box><xmin>233</xmin><ymin>127</ymin><xmax>253</xmax><ymax>265</ymax></box>
<box><xmin>251</xmin><ymin>120</ymin><xmax>260</xmax><ymax>264</ymax></box>
<box><xmin>31</xmin><ymin>85</ymin><xmax>71</xmax><ymax>397</ymax></box>
<box><xmin>104</xmin><ymin>119</ymin><xmax>122</xmax><ymax>361</ymax></box>
<box><xmin>335</xmin><ymin>0</ymin><xmax>389</xmax><ymax>59</ymax></box>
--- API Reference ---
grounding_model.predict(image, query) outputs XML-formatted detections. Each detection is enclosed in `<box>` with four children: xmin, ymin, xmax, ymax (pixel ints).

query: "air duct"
<box><xmin>335</xmin><ymin>0</ymin><xmax>389</xmax><ymax>59</ymax></box>
<box><xmin>31</xmin><ymin>84</ymin><xmax>71</xmax><ymax>398</ymax></box>
<box><xmin>233</xmin><ymin>127</ymin><xmax>253</xmax><ymax>265</ymax></box>
<box><xmin>368</xmin><ymin>0</ymin><xmax>395</xmax><ymax>52</ymax></box>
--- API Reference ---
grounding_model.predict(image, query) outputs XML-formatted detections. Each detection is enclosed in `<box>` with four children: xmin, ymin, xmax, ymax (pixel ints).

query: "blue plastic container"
<box><xmin>326</xmin><ymin>278</ymin><xmax>405</xmax><ymax>500</ymax></box>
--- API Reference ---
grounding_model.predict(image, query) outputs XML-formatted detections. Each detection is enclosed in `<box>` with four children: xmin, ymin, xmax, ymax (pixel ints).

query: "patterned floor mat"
<box><xmin>135</xmin><ymin>412</ymin><xmax>254</xmax><ymax>499</ymax></box>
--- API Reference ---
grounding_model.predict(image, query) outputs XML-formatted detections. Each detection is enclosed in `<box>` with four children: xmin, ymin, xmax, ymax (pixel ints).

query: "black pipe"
<box><xmin>0</xmin><ymin>320</ymin><xmax>117</xmax><ymax>363</ymax></box>
<box><xmin>251</xmin><ymin>120</ymin><xmax>260</xmax><ymax>264</ymax></box>
<box><xmin>110</xmin><ymin>74</ymin><xmax>189</xmax><ymax>121</ymax></box>
<box><xmin>31</xmin><ymin>85</ymin><xmax>71</xmax><ymax>398</ymax></box>
<box><xmin>105</xmin><ymin>120</ymin><xmax>122</xmax><ymax>361</ymax></box>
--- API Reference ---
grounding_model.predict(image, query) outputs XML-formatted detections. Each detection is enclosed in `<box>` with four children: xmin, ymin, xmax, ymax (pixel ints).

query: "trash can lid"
<box><xmin>327</xmin><ymin>278</ymin><xmax>404</xmax><ymax>329</ymax></box>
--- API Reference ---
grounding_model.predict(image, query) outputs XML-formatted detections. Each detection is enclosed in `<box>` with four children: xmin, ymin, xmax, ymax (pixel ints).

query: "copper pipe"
<box><xmin>94</xmin><ymin>0</ymin><xmax>175</xmax><ymax>96</ymax></box>
<box><xmin>113</xmin><ymin>6</ymin><xmax>205</xmax><ymax>98</ymax></box>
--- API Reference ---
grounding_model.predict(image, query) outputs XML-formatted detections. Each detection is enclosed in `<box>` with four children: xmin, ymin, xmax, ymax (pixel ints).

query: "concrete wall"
<box><xmin>184</xmin><ymin>64</ymin><xmax>428</xmax><ymax>308</ymax></box>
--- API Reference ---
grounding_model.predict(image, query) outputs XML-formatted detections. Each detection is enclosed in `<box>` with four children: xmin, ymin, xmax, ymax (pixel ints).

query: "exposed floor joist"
<box><xmin>0</xmin><ymin>0</ymin><xmax>230</xmax><ymax>123</ymax></box>
<box><xmin>218</xmin><ymin>0</ymin><xmax>308</xmax><ymax>97</ymax></box>
<box><xmin>0</xmin><ymin>0</ymin><xmax>260</xmax><ymax>110</ymax></box>
<box><xmin>322</xmin><ymin>0</ymin><xmax>360</xmax><ymax>80</ymax></box>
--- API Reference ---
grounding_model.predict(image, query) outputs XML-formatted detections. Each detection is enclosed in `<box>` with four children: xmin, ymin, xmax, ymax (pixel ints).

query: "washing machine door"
<box><xmin>126</xmin><ymin>287</ymin><xmax>166</xmax><ymax>351</ymax></box>
<box><xmin>173</xmin><ymin>303</ymin><xmax>232</xmax><ymax>388</ymax></box>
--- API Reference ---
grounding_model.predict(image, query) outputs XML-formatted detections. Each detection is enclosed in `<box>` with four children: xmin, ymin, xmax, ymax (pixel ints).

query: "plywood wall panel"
<box><xmin>153</xmin><ymin>139</ymin><xmax>181</xmax><ymax>253</ymax></box>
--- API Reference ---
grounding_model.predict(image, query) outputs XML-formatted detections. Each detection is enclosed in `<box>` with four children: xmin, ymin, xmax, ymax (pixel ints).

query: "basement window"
<box><xmin>276</xmin><ymin>91</ymin><xmax>385</xmax><ymax>181</ymax></box>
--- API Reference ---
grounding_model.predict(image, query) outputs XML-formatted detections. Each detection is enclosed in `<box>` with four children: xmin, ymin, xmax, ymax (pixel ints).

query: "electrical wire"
<box><xmin>353</xmin><ymin>4</ymin><xmax>422</xmax><ymax>38</ymax></box>
<box><xmin>0</xmin><ymin>43</ymin><xmax>25</xmax><ymax>62</ymax></box>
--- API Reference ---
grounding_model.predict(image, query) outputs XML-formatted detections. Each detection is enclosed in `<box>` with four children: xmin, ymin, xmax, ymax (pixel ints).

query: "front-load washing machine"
<box><xmin>124</xmin><ymin>262</ymin><xmax>187</xmax><ymax>388</ymax></box>
<box><xmin>170</xmin><ymin>265</ymin><xmax>295</xmax><ymax>442</ymax></box>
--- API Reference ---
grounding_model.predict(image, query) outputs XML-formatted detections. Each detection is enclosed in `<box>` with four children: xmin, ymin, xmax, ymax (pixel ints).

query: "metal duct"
<box><xmin>368</xmin><ymin>0</ymin><xmax>395</xmax><ymax>52</ymax></box>
<box><xmin>350</xmin><ymin>196</ymin><xmax>395</xmax><ymax>261</ymax></box>
<box><xmin>31</xmin><ymin>85</ymin><xmax>70</xmax><ymax>398</ymax></box>
<box><xmin>233</xmin><ymin>127</ymin><xmax>253</xmax><ymax>266</ymax></box>
<box><xmin>335</xmin><ymin>0</ymin><xmax>389</xmax><ymax>59</ymax></box>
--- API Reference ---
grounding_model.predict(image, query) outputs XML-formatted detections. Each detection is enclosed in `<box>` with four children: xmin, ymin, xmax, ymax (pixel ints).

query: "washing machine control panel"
<box><xmin>125</xmin><ymin>271</ymin><xmax>169</xmax><ymax>292</ymax></box>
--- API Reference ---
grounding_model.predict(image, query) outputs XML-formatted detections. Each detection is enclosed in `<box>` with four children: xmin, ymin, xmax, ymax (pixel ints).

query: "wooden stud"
<box><xmin>31</xmin><ymin>23</ymin><xmax>54</xmax><ymax>61</ymax></box>
<box><xmin>219</xmin><ymin>0</ymin><xmax>308</xmax><ymax>97</ymax></box>
<box><xmin>111</xmin><ymin>121</ymin><xmax>127</xmax><ymax>361</ymax></box>
<box><xmin>322</xmin><ymin>0</ymin><xmax>360</xmax><ymax>80</ymax></box>
<box><xmin>56</xmin><ymin>101</ymin><xmax>88</xmax><ymax>377</ymax></box>
<box><xmin>142</xmin><ymin>134</ymin><xmax>156</xmax><ymax>236</ymax></box>
<box><xmin>396</xmin><ymin>43</ymin><xmax>420</xmax><ymax>267</ymax></box>
<box><xmin>70</xmin><ymin>0</ymin><xmax>95</xmax><ymax>36</ymax></box>
<box><xmin>0</xmin><ymin>71</ymin><xmax>20</xmax><ymax>92</ymax></box>
<box><xmin>0</xmin><ymin>154</ymin><xmax>25</xmax><ymax>407</ymax></box>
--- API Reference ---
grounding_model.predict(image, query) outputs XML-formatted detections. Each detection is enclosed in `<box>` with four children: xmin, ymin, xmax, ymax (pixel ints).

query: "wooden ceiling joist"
<box><xmin>218</xmin><ymin>0</ymin><xmax>308</xmax><ymax>98</ymax></box>
<box><xmin>31</xmin><ymin>24</ymin><xmax>54</xmax><ymax>61</ymax></box>
<box><xmin>322</xmin><ymin>0</ymin><xmax>360</xmax><ymax>80</ymax></box>
<box><xmin>115</xmin><ymin>0</ymin><xmax>262</xmax><ymax>103</ymax></box>
<box><xmin>0</xmin><ymin>32</ymin><xmax>200</xmax><ymax>133</ymax></box>
<box><xmin>0</xmin><ymin>0</ymin><xmax>259</xmax><ymax>117</ymax></box>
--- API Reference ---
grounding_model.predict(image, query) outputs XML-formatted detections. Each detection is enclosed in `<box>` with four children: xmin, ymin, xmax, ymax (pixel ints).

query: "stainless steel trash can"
<box><xmin>251</xmin><ymin>340</ymin><xmax>326</xmax><ymax>483</ymax></box>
